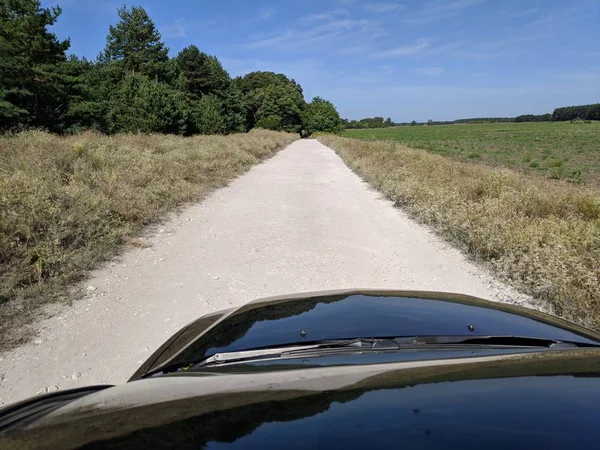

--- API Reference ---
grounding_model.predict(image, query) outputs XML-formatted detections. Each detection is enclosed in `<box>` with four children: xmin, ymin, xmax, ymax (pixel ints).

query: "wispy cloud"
<box><xmin>163</xmin><ymin>19</ymin><xmax>187</xmax><ymax>38</ymax></box>
<box><xmin>300</xmin><ymin>9</ymin><xmax>348</xmax><ymax>22</ymax></box>
<box><xmin>364</xmin><ymin>2</ymin><xmax>404</xmax><ymax>13</ymax></box>
<box><xmin>375</xmin><ymin>38</ymin><xmax>429</xmax><ymax>57</ymax></box>
<box><xmin>529</xmin><ymin>9</ymin><xmax>586</xmax><ymax>27</ymax></box>
<box><xmin>246</xmin><ymin>18</ymin><xmax>383</xmax><ymax>51</ymax></box>
<box><xmin>414</xmin><ymin>66</ymin><xmax>444</xmax><ymax>76</ymax></box>
<box><xmin>491</xmin><ymin>8</ymin><xmax>538</xmax><ymax>20</ymax></box>
<box><xmin>402</xmin><ymin>0</ymin><xmax>485</xmax><ymax>25</ymax></box>
<box><xmin>259</xmin><ymin>7</ymin><xmax>275</xmax><ymax>20</ymax></box>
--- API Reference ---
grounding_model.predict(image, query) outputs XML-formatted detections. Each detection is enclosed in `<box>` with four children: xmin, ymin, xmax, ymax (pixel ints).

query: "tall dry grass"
<box><xmin>0</xmin><ymin>129</ymin><xmax>296</xmax><ymax>348</ymax></box>
<box><xmin>319</xmin><ymin>135</ymin><xmax>600</xmax><ymax>330</ymax></box>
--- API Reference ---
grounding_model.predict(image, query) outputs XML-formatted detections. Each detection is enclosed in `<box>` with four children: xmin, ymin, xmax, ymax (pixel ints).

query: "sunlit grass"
<box><xmin>319</xmin><ymin>135</ymin><xmax>600</xmax><ymax>330</ymax></box>
<box><xmin>0</xmin><ymin>129</ymin><xmax>297</xmax><ymax>349</ymax></box>
<box><xmin>344</xmin><ymin>122</ymin><xmax>600</xmax><ymax>187</ymax></box>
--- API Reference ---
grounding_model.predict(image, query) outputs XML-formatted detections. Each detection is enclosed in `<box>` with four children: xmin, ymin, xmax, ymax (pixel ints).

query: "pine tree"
<box><xmin>176</xmin><ymin>46</ymin><xmax>231</xmax><ymax>100</ymax></box>
<box><xmin>0</xmin><ymin>0</ymin><xmax>70</xmax><ymax>130</ymax></box>
<box><xmin>102</xmin><ymin>5</ymin><xmax>169</xmax><ymax>80</ymax></box>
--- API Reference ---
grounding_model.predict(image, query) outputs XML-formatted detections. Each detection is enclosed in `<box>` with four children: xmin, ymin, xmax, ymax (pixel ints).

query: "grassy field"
<box><xmin>0</xmin><ymin>129</ymin><xmax>296</xmax><ymax>349</ymax></box>
<box><xmin>344</xmin><ymin>122</ymin><xmax>600</xmax><ymax>187</ymax></box>
<box><xmin>318</xmin><ymin>135</ymin><xmax>600</xmax><ymax>331</ymax></box>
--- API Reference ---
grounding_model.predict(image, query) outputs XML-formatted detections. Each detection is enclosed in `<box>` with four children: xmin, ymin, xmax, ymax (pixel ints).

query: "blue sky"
<box><xmin>44</xmin><ymin>0</ymin><xmax>599</xmax><ymax>121</ymax></box>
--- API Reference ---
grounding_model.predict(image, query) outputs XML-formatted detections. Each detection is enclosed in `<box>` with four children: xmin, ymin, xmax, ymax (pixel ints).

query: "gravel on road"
<box><xmin>0</xmin><ymin>139</ymin><xmax>536</xmax><ymax>406</ymax></box>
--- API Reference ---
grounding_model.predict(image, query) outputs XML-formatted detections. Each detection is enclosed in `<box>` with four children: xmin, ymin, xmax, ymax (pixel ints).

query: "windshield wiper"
<box><xmin>184</xmin><ymin>335</ymin><xmax>594</xmax><ymax>370</ymax></box>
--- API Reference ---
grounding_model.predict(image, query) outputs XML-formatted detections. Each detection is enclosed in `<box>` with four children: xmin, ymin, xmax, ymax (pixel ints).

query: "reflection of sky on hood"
<box><xmin>206</xmin><ymin>294</ymin><xmax>598</xmax><ymax>357</ymax></box>
<box><xmin>207</xmin><ymin>376</ymin><xmax>600</xmax><ymax>449</ymax></box>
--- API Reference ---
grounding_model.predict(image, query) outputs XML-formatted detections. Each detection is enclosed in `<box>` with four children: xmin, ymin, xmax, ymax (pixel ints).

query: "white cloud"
<box><xmin>375</xmin><ymin>38</ymin><xmax>429</xmax><ymax>57</ymax></box>
<box><xmin>163</xmin><ymin>19</ymin><xmax>187</xmax><ymax>38</ymax></box>
<box><xmin>414</xmin><ymin>66</ymin><xmax>444</xmax><ymax>76</ymax></box>
<box><xmin>259</xmin><ymin>7</ymin><xmax>275</xmax><ymax>20</ymax></box>
<box><xmin>365</xmin><ymin>2</ymin><xmax>404</xmax><ymax>13</ymax></box>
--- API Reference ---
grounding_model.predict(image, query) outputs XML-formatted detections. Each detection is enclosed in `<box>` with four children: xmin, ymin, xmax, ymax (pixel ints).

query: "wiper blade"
<box><xmin>197</xmin><ymin>339</ymin><xmax>375</xmax><ymax>367</ymax></box>
<box><xmin>154</xmin><ymin>335</ymin><xmax>596</xmax><ymax>374</ymax></box>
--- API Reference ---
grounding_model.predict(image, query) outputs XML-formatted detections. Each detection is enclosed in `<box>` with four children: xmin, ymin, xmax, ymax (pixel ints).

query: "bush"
<box><xmin>255</xmin><ymin>115</ymin><xmax>283</xmax><ymax>131</ymax></box>
<box><xmin>106</xmin><ymin>74</ymin><xmax>189</xmax><ymax>134</ymax></box>
<box><xmin>303</xmin><ymin>97</ymin><xmax>344</xmax><ymax>134</ymax></box>
<box><xmin>192</xmin><ymin>94</ymin><xmax>227</xmax><ymax>135</ymax></box>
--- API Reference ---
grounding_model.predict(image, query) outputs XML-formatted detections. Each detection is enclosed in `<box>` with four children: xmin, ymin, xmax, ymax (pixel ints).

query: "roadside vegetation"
<box><xmin>0</xmin><ymin>130</ymin><xmax>296</xmax><ymax>349</ymax></box>
<box><xmin>318</xmin><ymin>135</ymin><xmax>600</xmax><ymax>330</ymax></box>
<box><xmin>344</xmin><ymin>122</ymin><xmax>600</xmax><ymax>186</ymax></box>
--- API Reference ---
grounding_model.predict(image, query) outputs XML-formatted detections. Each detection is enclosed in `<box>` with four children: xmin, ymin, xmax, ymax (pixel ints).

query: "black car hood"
<box><xmin>133</xmin><ymin>290</ymin><xmax>600</xmax><ymax>378</ymax></box>
<box><xmin>3</xmin><ymin>349</ymin><xmax>600</xmax><ymax>449</ymax></box>
<box><xmin>3</xmin><ymin>290</ymin><xmax>600</xmax><ymax>449</ymax></box>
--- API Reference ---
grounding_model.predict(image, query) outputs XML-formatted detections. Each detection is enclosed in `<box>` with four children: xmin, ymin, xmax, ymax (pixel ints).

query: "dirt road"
<box><xmin>0</xmin><ymin>139</ymin><xmax>535</xmax><ymax>406</ymax></box>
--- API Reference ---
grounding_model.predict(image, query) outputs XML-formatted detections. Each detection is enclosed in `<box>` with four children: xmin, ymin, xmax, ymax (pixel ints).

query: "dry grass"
<box><xmin>318</xmin><ymin>135</ymin><xmax>600</xmax><ymax>330</ymax></box>
<box><xmin>0</xmin><ymin>129</ymin><xmax>296</xmax><ymax>349</ymax></box>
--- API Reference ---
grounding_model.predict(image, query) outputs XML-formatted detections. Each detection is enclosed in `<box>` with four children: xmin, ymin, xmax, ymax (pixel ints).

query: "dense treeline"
<box><xmin>552</xmin><ymin>104</ymin><xmax>600</xmax><ymax>122</ymax></box>
<box><xmin>342</xmin><ymin>117</ymin><xmax>394</xmax><ymax>129</ymax></box>
<box><xmin>344</xmin><ymin>105</ymin><xmax>598</xmax><ymax>129</ymax></box>
<box><xmin>0</xmin><ymin>1</ymin><xmax>343</xmax><ymax>135</ymax></box>
<box><xmin>514</xmin><ymin>114</ymin><xmax>552</xmax><ymax>122</ymax></box>
<box><xmin>343</xmin><ymin>103</ymin><xmax>600</xmax><ymax>129</ymax></box>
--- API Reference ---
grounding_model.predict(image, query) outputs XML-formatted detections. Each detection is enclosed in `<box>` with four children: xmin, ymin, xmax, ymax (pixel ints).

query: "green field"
<box><xmin>344</xmin><ymin>122</ymin><xmax>600</xmax><ymax>187</ymax></box>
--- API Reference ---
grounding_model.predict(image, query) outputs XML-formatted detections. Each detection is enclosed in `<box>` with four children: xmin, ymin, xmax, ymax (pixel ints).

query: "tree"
<box><xmin>175</xmin><ymin>46</ymin><xmax>230</xmax><ymax>100</ymax></box>
<box><xmin>1</xmin><ymin>3</ymin><xmax>343</xmax><ymax>136</ymax></box>
<box><xmin>255</xmin><ymin>84</ymin><xmax>305</xmax><ymax>132</ymax></box>
<box><xmin>552</xmin><ymin>104</ymin><xmax>600</xmax><ymax>122</ymax></box>
<box><xmin>302</xmin><ymin>97</ymin><xmax>343</xmax><ymax>134</ymax></box>
<box><xmin>0</xmin><ymin>0</ymin><xmax>71</xmax><ymax>131</ymax></box>
<box><xmin>255</xmin><ymin>115</ymin><xmax>282</xmax><ymax>131</ymax></box>
<box><xmin>237</xmin><ymin>71</ymin><xmax>305</xmax><ymax>129</ymax></box>
<box><xmin>102</xmin><ymin>5</ymin><xmax>169</xmax><ymax>80</ymax></box>
<box><xmin>106</xmin><ymin>74</ymin><xmax>188</xmax><ymax>134</ymax></box>
<box><xmin>191</xmin><ymin>94</ymin><xmax>226</xmax><ymax>135</ymax></box>
<box><xmin>221</xmin><ymin>83</ymin><xmax>247</xmax><ymax>132</ymax></box>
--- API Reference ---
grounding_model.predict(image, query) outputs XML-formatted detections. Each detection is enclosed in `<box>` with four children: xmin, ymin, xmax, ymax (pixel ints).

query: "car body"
<box><xmin>2</xmin><ymin>289</ymin><xmax>600</xmax><ymax>449</ymax></box>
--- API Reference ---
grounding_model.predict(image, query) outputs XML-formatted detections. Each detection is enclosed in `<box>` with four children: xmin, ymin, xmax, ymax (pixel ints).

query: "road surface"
<box><xmin>0</xmin><ymin>139</ymin><xmax>535</xmax><ymax>406</ymax></box>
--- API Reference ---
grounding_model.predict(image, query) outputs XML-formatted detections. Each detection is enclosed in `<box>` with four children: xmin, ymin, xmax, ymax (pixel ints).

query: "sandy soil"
<box><xmin>0</xmin><ymin>139</ymin><xmax>537</xmax><ymax>406</ymax></box>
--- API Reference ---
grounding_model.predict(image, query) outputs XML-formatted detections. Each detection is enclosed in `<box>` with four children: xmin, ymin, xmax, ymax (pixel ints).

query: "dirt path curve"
<box><xmin>0</xmin><ymin>139</ymin><xmax>535</xmax><ymax>406</ymax></box>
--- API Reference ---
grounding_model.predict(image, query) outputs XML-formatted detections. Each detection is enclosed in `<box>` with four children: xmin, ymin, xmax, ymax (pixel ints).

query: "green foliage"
<box><xmin>237</xmin><ymin>71</ymin><xmax>305</xmax><ymax>131</ymax></box>
<box><xmin>515</xmin><ymin>113</ymin><xmax>552</xmax><ymax>122</ymax></box>
<box><xmin>101</xmin><ymin>4</ymin><xmax>169</xmax><ymax>80</ymax></box>
<box><xmin>0</xmin><ymin>0</ymin><xmax>70</xmax><ymax>130</ymax></box>
<box><xmin>303</xmin><ymin>96</ymin><xmax>343</xmax><ymax>134</ymax></box>
<box><xmin>221</xmin><ymin>83</ymin><xmax>248</xmax><ymax>132</ymax></box>
<box><xmin>254</xmin><ymin>84</ymin><xmax>305</xmax><ymax>132</ymax></box>
<box><xmin>0</xmin><ymin>3</ymin><xmax>334</xmax><ymax>136</ymax></box>
<box><xmin>175</xmin><ymin>45</ymin><xmax>230</xmax><ymax>100</ymax></box>
<box><xmin>192</xmin><ymin>94</ymin><xmax>226</xmax><ymax>135</ymax></box>
<box><xmin>106</xmin><ymin>74</ymin><xmax>188</xmax><ymax>134</ymax></box>
<box><xmin>553</xmin><ymin>104</ymin><xmax>600</xmax><ymax>122</ymax></box>
<box><xmin>255</xmin><ymin>115</ymin><xmax>283</xmax><ymax>131</ymax></box>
